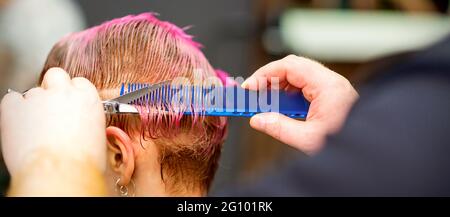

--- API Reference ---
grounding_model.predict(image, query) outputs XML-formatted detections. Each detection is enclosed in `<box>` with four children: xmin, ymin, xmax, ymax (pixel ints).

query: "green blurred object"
<box><xmin>280</xmin><ymin>9</ymin><xmax>450</xmax><ymax>62</ymax></box>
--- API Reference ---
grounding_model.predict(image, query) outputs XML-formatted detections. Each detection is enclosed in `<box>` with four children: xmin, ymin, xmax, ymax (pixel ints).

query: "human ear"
<box><xmin>106</xmin><ymin>126</ymin><xmax>135</xmax><ymax>186</ymax></box>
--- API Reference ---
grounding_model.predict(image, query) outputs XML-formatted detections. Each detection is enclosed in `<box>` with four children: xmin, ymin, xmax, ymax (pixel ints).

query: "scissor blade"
<box><xmin>111</xmin><ymin>81</ymin><xmax>171</xmax><ymax>104</ymax></box>
<box><xmin>115</xmin><ymin>103</ymin><xmax>139</xmax><ymax>113</ymax></box>
<box><xmin>103</xmin><ymin>101</ymin><xmax>139</xmax><ymax>114</ymax></box>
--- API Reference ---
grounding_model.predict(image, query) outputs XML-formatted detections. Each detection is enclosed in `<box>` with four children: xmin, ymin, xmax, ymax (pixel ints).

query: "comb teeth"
<box><xmin>120</xmin><ymin>82</ymin><xmax>226</xmax><ymax>113</ymax></box>
<box><xmin>120</xmin><ymin>83</ymin><xmax>310</xmax><ymax>118</ymax></box>
<box><xmin>121</xmin><ymin>83</ymin><xmax>152</xmax><ymax>104</ymax></box>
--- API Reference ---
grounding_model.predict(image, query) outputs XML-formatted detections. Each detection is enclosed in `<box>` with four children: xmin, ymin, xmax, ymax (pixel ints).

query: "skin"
<box><xmin>242</xmin><ymin>55</ymin><xmax>359</xmax><ymax>154</ymax></box>
<box><xmin>0</xmin><ymin>55</ymin><xmax>358</xmax><ymax>195</ymax></box>
<box><xmin>1</xmin><ymin>67</ymin><xmax>203</xmax><ymax>196</ymax></box>
<box><xmin>1</xmin><ymin>68</ymin><xmax>107</xmax><ymax>196</ymax></box>
<box><xmin>103</xmin><ymin>127</ymin><xmax>204</xmax><ymax>196</ymax></box>
<box><xmin>97</xmin><ymin>89</ymin><xmax>205</xmax><ymax>196</ymax></box>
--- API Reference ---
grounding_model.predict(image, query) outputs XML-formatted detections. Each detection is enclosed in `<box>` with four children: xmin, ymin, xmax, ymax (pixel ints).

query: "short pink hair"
<box><xmin>40</xmin><ymin>13</ymin><xmax>228</xmax><ymax>193</ymax></box>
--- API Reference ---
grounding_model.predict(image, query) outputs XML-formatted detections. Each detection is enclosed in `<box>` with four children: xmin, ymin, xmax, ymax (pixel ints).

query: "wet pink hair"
<box><xmin>40</xmin><ymin>13</ymin><xmax>228</xmax><ymax>192</ymax></box>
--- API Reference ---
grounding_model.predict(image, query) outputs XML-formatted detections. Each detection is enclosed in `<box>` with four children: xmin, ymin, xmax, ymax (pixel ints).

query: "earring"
<box><xmin>115</xmin><ymin>177</ymin><xmax>136</xmax><ymax>197</ymax></box>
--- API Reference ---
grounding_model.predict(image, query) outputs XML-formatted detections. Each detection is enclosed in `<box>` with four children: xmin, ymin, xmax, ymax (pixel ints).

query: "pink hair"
<box><xmin>40</xmin><ymin>12</ymin><xmax>228</xmax><ymax>191</ymax></box>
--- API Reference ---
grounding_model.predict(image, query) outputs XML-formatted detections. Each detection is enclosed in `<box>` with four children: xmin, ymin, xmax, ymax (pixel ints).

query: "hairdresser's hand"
<box><xmin>0</xmin><ymin>68</ymin><xmax>106</xmax><ymax>177</ymax></box>
<box><xmin>242</xmin><ymin>55</ymin><xmax>358</xmax><ymax>154</ymax></box>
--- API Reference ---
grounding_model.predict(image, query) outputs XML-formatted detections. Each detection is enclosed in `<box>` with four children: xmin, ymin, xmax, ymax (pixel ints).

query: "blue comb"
<box><xmin>109</xmin><ymin>82</ymin><xmax>310</xmax><ymax>119</ymax></box>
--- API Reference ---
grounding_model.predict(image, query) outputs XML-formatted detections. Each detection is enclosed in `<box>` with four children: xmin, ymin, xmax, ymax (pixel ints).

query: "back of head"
<box><xmin>40</xmin><ymin>13</ymin><xmax>228</xmax><ymax>194</ymax></box>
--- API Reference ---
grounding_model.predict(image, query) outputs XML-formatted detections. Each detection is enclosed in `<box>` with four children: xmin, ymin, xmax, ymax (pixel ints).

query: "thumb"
<box><xmin>250</xmin><ymin>112</ymin><xmax>324</xmax><ymax>154</ymax></box>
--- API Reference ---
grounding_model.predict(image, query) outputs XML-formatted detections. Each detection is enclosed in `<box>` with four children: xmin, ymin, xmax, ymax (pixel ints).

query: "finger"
<box><xmin>242</xmin><ymin>55</ymin><xmax>325</xmax><ymax>91</ymax></box>
<box><xmin>23</xmin><ymin>87</ymin><xmax>44</xmax><ymax>99</ymax></box>
<box><xmin>1</xmin><ymin>91</ymin><xmax>24</xmax><ymax>112</ymax></box>
<box><xmin>242</xmin><ymin>60</ymin><xmax>289</xmax><ymax>90</ymax></box>
<box><xmin>284</xmin><ymin>84</ymin><xmax>300</xmax><ymax>93</ymax></box>
<box><xmin>242</xmin><ymin>55</ymin><xmax>295</xmax><ymax>90</ymax></box>
<box><xmin>242</xmin><ymin>76</ymin><xmax>266</xmax><ymax>91</ymax></box>
<box><xmin>71</xmin><ymin>77</ymin><xmax>98</xmax><ymax>95</ymax></box>
<box><xmin>41</xmin><ymin>67</ymin><xmax>71</xmax><ymax>90</ymax></box>
<box><xmin>72</xmin><ymin>77</ymin><xmax>103</xmax><ymax>110</ymax></box>
<box><xmin>250</xmin><ymin>112</ymin><xmax>323</xmax><ymax>154</ymax></box>
<box><xmin>242</xmin><ymin>76</ymin><xmax>290</xmax><ymax>92</ymax></box>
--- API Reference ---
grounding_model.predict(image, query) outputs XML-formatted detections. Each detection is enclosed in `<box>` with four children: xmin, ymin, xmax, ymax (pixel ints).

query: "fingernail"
<box><xmin>250</xmin><ymin>114</ymin><xmax>265</xmax><ymax>129</ymax></box>
<box><xmin>241</xmin><ymin>77</ymin><xmax>254</xmax><ymax>88</ymax></box>
<box><xmin>241</xmin><ymin>80</ymin><xmax>248</xmax><ymax>88</ymax></box>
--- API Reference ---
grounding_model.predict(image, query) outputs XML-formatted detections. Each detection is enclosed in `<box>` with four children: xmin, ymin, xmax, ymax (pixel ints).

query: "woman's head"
<box><xmin>40</xmin><ymin>13</ymin><xmax>228</xmax><ymax>196</ymax></box>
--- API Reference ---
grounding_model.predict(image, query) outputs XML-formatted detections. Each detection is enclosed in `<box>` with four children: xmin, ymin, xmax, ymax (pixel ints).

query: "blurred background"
<box><xmin>0</xmin><ymin>0</ymin><xmax>449</xmax><ymax>196</ymax></box>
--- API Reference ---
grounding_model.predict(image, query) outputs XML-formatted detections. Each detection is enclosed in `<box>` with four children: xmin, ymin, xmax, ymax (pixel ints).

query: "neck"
<box><xmin>105</xmin><ymin>154</ymin><xmax>205</xmax><ymax>197</ymax></box>
<box><xmin>132</xmin><ymin>162</ymin><xmax>205</xmax><ymax>197</ymax></box>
